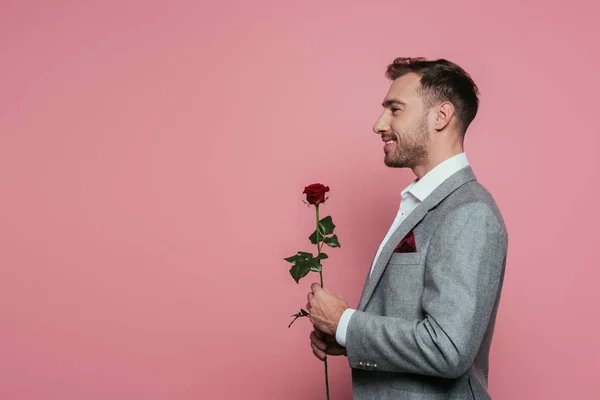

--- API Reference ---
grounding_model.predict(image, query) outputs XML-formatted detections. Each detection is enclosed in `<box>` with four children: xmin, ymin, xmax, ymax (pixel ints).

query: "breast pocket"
<box><xmin>388</xmin><ymin>252</ymin><xmax>421</xmax><ymax>265</ymax></box>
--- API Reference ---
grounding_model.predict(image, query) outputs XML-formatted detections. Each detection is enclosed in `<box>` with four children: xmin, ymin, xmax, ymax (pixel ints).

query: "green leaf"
<box><xmin>323</xmin><ymin>235</ymin><xmax>341</xmax><ymax>248</ymax></box>
<box><xmin>289</xmin><ymin>261</ymin><xmax>311</xmax><ymax>283</ymax></box>
<box><xmin>288</xmin><ymin>308</ymin><xmax>310</xmax><ymax>328</ymax></box>
<box><xmin>310</xmin><ymin>263</ymin><xmax>322</xmax><ymax>273</ymax></box>
<box><xmin>318</xmin><ymin>216</ymin><xmax>335</xmax><ymax>235</ymax></box>
<box><xmin>289</xmin><ymin>308</ymin><xmax>310</xmax><ymax>318</ymax></box>
<box><xmin>284</xmin><ymin>251</ymin><xmax>314</xmax><ymax>263</ymax></box>
<box><xmin>309</xmin><ymin>229</ymin><xmax>324</xmax><ymax>245</ymax></box>
<box><xmin>283</xmin><ymin>254</ymin><xmax>303</xmax><ymax>263</ymax></box>
<box><xmin>306</xmin><ymin>256</ymin><xmax>322</xmax><ymax>272</ymax></box>
<box><xmin>285</xmin><ymin>251</ymin><xmax>325</xmax><ymax>282</ymax></box>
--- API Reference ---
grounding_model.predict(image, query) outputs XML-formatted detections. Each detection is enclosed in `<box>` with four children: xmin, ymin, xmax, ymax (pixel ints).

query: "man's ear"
<box><xmin>433</xmin><ymin>101</ymin><xmax>455</xmax><ymax>131</ymax></box>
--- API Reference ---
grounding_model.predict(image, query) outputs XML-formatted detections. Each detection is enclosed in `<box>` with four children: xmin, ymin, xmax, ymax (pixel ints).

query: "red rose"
<box><xmin>303</xmin><ymin>183</ymin><xmax>330</xmax><ymax>205</ymax></box>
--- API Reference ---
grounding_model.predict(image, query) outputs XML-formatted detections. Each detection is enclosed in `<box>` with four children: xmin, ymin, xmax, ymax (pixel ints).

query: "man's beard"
<box><xmin>384</xmin><ymin>115</ymin><xmax>429</xmax><ymax>169</ymax></box>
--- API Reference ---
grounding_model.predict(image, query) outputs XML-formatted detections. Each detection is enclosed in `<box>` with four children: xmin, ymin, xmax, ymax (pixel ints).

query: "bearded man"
<box><xmin>307</xmin><ymin>57</ymin><xmax>508</xmax><ymax>400</ymax></box>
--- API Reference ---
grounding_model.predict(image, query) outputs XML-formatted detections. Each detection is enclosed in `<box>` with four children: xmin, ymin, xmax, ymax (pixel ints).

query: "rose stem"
<box><xmin>315</xmin><ymin>203</ymin><xmax>330</xmax><ymax>400</ymax></box>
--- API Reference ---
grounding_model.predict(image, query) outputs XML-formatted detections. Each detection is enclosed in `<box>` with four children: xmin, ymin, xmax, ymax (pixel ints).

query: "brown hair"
<box><xmin>385</xmin><ymin>57</ymin><xmax>480</xmax><ymax>135</ymax></box>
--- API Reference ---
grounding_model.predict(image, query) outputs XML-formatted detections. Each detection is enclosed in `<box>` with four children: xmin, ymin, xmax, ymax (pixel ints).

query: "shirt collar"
<box><xmin>401</xmin><ymin>153</ymin><xmax>470</xmax><ymax>201</ymax></box>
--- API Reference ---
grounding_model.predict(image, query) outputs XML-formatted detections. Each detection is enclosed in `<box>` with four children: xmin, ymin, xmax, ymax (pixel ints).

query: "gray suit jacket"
<box><xmin>346</xmin><ymin>166</ymin><xmax>508</xmax><ymax>400</ymax></box>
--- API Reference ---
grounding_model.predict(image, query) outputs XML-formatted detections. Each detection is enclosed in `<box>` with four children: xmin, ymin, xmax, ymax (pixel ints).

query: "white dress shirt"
<box><xmin>335</xmin><ymin>153</ymin><xmax>470</xmax><ymax>347</ymax></box>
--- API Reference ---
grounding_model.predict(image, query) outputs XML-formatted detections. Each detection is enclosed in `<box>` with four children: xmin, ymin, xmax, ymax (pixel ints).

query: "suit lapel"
<box><xmin>357</xmin><ymin>166</ymin><xmax>477</xmax><ymax>311</ymax></box>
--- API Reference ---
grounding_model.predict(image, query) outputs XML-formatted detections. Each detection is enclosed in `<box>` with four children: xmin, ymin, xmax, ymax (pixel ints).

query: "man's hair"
<box><xmin>385</xmin><ymin>57</ymin><xmax>479</xmax><ymax>136</ymax></box>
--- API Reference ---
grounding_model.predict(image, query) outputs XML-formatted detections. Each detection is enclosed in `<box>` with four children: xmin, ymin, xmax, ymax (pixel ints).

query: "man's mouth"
<box><xmin>383</xmin><ymin>139</ymin><xmax>396</xmax><ymax>151</ymax></box>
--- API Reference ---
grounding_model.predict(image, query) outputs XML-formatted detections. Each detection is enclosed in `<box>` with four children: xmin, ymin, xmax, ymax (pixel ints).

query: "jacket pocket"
<box><xmin>388</xmin><ymin>252</ymin><xmax>421</xmax><ymax>265</ymax></box>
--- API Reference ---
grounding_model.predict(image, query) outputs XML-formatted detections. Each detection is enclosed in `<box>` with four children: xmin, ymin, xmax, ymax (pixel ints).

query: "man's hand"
<box><xmin>310</xmin><ymin>327</ymin><xmax>346</xmax><ymax>361</ymax></box>
<box><xmin>306</xmin><ymin>282</ymin><xmax>349</xmax><ymax>336</ymax></box>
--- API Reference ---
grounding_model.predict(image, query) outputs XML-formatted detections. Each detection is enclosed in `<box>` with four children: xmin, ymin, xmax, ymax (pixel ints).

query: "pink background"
<box><xmin>1</xmin><ymin>1</ymin><xmax>598</xmax><ymax>399</ymax></box>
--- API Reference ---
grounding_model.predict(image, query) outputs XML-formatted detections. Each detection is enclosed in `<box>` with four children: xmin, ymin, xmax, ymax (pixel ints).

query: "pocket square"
<box><xmin>393</xmin><ymin>231</ymin><xmax>417</xmax><ymax>253</ymax></box>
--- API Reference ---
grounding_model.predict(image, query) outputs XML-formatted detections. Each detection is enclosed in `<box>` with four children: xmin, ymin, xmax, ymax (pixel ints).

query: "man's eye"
<box><xmin>391</xmin><ymin>107</ymin><xmax>400</xmax><ymax>113</ymax></box>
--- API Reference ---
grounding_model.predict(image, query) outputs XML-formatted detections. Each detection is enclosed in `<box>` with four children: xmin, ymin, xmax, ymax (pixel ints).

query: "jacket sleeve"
<box><xmin>345</xmin><ymin>202</ymin><xmax>508</xmax><ymax>378</ymax></box>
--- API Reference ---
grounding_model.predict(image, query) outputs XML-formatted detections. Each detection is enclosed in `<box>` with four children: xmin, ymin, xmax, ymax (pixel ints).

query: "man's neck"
<box><xmin>412</xmin><ymin>146</ymin><xmax>465</xmax><ymax>180</ymax></box>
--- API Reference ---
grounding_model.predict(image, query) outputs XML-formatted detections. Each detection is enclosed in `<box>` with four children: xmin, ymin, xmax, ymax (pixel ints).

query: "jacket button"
<box><xmin>357</xmin><ymin>361</ymin><xmax>364</xmax><ymax>368</ymax></box>
<box><xmin>366</xmin><ymin>363</ymin><xmax>371</xmax><ymax>368</ymax></box>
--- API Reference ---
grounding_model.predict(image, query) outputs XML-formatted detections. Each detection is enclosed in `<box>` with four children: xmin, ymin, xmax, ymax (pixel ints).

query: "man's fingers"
<box><xmin>310</xmin><ymin>282</ymin><xmax>323</xmax><ymax>293</ymax></box>
<box><xmin>315</xmin><ymin>328</ymin><xmax>336</xmax><ymax>344</ymax></box>
<box><xmin>323</xmin><ymin>334</ymin><xmax>337</xmax><ymax>344</ymax></box>
<box><xmin>311</xmin><ymin>329</ymin><xmax>345</xmax><ymax>359</ymax></box>
<box><xmin>310</xmin><ymin>330</ymin><xmax>326</xmax><ymax>351</ymax></box>
<box><xmin>327</xmin><ymin>346</ymin><xmax>347</xmax><ymax>356</ymax></box>
<box><xmin>314</xmin><ymin>327</ymin><xmax>325</xmax><ymax>339</ymax></box>
<box><xmin>311</xmin><ymin>342</ymin><xmax>327</xmax><ymax>361</ymax></box>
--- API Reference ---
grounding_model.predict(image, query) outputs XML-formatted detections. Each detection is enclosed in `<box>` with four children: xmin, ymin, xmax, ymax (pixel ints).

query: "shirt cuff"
<box><xmin>335</xmin><ymin>308</ymin><xmax>356</xmax><ymax>347</ymax></box>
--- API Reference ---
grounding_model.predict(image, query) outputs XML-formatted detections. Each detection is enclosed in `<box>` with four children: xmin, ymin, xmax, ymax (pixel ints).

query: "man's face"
<box><xmin>373</xmin><ymin>73</ymin><xmax>430</xmax><ymax>169</ymax></box>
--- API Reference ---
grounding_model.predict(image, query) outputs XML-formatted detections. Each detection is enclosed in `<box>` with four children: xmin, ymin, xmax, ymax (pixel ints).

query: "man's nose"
<box><xmin>372</xmin><ymin>113</ymin><xmax>389</xmax><ymax>135</ymax></box>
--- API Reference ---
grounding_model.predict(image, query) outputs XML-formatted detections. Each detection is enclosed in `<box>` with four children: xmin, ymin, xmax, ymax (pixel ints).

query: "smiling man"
<box><xmin>307</xmin><ymin>57</ymin><xmax>508</xmax><ymax>399</ymax></box>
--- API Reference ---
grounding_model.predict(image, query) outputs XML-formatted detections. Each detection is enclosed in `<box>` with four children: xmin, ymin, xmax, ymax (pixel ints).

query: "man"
<box><xmin>307</xmin><ymin>57</ymin><xmax>508</xmax><ymax>399</ymax></box>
